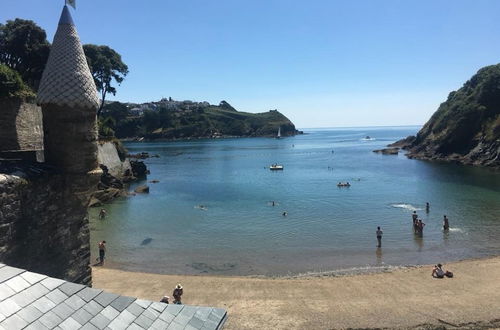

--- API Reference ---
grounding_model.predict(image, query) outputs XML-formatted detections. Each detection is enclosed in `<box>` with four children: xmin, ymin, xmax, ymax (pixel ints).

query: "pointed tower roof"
<box><xmin>37</xmin><ymin>6</ymin><xmax>99</xmax><ymax>109</ymax></box>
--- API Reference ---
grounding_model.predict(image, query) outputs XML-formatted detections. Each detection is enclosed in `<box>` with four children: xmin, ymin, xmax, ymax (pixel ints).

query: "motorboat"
<box><xmin>270</xmin><ymin>164</ymin><xmax>284</xmax><ymax>170</ymax></box>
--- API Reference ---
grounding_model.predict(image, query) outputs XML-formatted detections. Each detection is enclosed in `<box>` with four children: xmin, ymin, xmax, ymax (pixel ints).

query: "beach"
<box><xmin>92</xmin><ymin>256</ymin><xmax>500</xmax><ymax>329</ymax></box>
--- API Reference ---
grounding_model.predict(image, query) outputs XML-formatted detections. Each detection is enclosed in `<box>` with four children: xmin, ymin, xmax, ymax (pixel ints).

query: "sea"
<box><xmin>89</xmin><ymin>126</ymin><xmax>500</xmax><ymax>276</ymax></box>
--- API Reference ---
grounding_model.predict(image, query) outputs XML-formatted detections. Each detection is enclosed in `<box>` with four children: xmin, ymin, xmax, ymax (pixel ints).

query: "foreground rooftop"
<box><xmin>0</xmin><ymin>263</ymin><xmax>227</xmax><ymax>330</ymax></box>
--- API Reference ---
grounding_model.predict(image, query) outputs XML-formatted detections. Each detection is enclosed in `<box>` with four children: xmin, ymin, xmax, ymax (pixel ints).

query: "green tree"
<box><xmin>0</xmin><ymin>19</ymin><xmax>50</xmax><ymax>89</ymax></box>
<box><xmin>83</xmin><ymin>44</ymin><xmax>128</xmax><ymax>116</ymax></box>
<box><xmin>0</xmin><ymin>64</ymin><xmax>35</xmax><ymax>99</ymax></box>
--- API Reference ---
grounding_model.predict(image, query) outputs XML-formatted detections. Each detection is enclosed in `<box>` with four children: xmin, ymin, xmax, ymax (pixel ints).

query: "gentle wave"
<box><xmin>288</xmin><ymin>264</ymin><xmax>413</xmax><ymax>278</ymax></box>
<box><xmin>448</xmin><ymin>227</ymin><xmax>465</xmax><ymax>233</ymax></box>
<box><xmin>391</xmin><ymin>203</ymin><xmax>423</xmax><ymax>211</ymax></box>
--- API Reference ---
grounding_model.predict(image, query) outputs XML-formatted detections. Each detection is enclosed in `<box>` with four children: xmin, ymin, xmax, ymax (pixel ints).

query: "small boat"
<box><xmin>337</xmin><ymin>182</ymin><xmax>351</xmax><ymax>187</ymax></box>
<box><xmin>270</xmin><ymin>164</ymin><xmax>284</xmax><ymax>170</ymax></box>
<box><xmin>276</xmin><ymin>127</ymin><xmax>281</xmax><ymax>139</ymax></box>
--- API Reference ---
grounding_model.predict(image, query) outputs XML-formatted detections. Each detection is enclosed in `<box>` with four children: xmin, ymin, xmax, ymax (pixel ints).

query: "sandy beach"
<box><xmin>92</xmin><ymin>256</ymin><xmax>500</xmax><ymax>329</ymax></box>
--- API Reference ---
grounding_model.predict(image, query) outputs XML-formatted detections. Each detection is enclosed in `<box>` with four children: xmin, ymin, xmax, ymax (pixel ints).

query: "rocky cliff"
<box><xmin>396</xmin><ymin>64</ymin><xmax>500</xmax><ymax>168</ymax></box>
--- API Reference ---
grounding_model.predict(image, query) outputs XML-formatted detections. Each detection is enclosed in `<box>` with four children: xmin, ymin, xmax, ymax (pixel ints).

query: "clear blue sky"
<box><xmin>2</xmin><ymin>0</ymin><xmax>500</xmax><ymax>128</ymax></box>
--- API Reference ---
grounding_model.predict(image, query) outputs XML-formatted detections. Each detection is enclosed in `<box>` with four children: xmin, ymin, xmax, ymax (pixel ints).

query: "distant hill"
<box><xmin>100</xmin><ymin>99</ymin><xmax>301</xmax><ymax>140</ymax></box>
<box><xmin>393</xmin><ymin>64</ymin><xmax>500</xmax><ymax>168</ymax></box>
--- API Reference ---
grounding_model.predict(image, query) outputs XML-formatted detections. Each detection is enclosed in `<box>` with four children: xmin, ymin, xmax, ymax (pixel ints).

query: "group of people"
<box><xmin>412</xmin><ymin>211</ymin><xmax>426</xmax><ymax>234</ymax></box>
<box><xmin>160</xmin><ymin>284</ymin><xmax>184</xmax><ymax>304</ymax></box>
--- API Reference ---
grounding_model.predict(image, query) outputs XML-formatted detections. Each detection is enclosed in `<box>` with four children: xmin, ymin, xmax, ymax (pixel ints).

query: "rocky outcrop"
<box><xmin>395</xmin><ymin>64</ymin><xmax>500</xmax><ymax>168</ymax></box>
<box><xmin>134</xmin><ymin>185</ymin><xmax>149</xmax><ymax>193</ymax></box>
<box><xmin>373</xmin><ymin>147</ymin><xmax>400</xmax><ymax>155</ymax></box>
<box><xmin>97</xmin><ymin>141</ymin><xmax>132</xmax><ymax>178</ymax></box>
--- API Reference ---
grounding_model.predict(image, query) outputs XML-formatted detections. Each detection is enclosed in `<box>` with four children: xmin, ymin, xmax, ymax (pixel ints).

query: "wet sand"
<box><xmin>92</xmin><ymin>256</ymin><xmax>500</xmax><ymax>329</ymax></box>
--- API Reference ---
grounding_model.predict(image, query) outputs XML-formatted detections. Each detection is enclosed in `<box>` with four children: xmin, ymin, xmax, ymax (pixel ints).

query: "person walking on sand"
<box><xmin>443</xmin><ymin>215</ymin><xmax>450</xmax><ymax>231</ymax></box>
<box><xmin>173</xmin><ymin>284</ymin><xmax>183</xmax><ymax>304</ymax></box>
<box><xmin>376</xmin><ymin>226</ymin><xmax>383</xmax><ymax>248</ymax></box>
<box><xmin>98</xmin><ymin>241</ymin><xmax>106</xmax><ymax>265</ymax></box>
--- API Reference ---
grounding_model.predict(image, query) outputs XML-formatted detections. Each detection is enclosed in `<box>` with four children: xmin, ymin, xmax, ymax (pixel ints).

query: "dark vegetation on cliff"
<box><xmin>99</xmin><ymin>100</ymin><xmax>300</xmax><ymax>139</ymax></box>
<box><xmin>395</xmin><ymin>64</ymin><xmax>500</xmax><ymax>168</ymax></box>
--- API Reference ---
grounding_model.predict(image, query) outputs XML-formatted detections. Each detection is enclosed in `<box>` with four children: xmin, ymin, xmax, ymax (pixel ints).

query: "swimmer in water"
<box><xmin>282</xmin><ymin>211</ymin><xmax>287</xmax><ymax>217</ymax></box>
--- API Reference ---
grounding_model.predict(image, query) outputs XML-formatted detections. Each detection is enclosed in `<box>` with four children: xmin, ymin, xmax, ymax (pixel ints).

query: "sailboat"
<box><xmin>276</xmin><ymin>127</ymin><xmax>281</xmax><ymax>139</ymax></box>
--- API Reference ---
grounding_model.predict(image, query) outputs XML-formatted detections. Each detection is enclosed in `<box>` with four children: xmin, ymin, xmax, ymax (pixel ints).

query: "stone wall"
<box><xmin>0</xmin><ymin>98</ymin><xmax>43</xmax><ymax>152</ymax></box>
<box><xmin>0</xmin><ymin>164</ymin><xmax>99</xmax><ymax>285</ymax></box>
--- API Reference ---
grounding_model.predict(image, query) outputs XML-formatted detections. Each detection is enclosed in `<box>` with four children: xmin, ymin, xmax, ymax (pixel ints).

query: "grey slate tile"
<box><xmin>39</xmin><ymin>310</ymin><xmax>63</xmax><ymax>328</ymax></box>
<box><xmin>64</xmin><ymin>294</ymin><xmax>86</xmax><ymax>310</ymax></box>
<box><xmin>166</xmin><ymin>321</ymin><xmax>185</xmax><ymax>330</ymax></box>
<box><xmin>115</xmin><ymin>309</ymin><xmax>136</xmax><ymax>325</ymax></box>
<box><xmin>11</xmin><ymin>289</ymin><xmax>38</xmax><ymax>307</ymax></box>
<box><xmin>71</xmin><ymin>307</ymin><xmax>93</xmax><ymax>325</ymax></box>
<box><xmin>25</xmin><ymin>282</ymin><xmax>50</xmax><ymax>300</ymax></box>
<box><xmin>194</xmin><ymin>307</ymin><xmax>213</xmax><ymax>321</ymax></box>
<box><xmin>0</xmin><ymin>314</ymin><xmax>4</xmax><ymax>323</ymax></box>
<box><xmin>45</xmin><ymin>288</ymin><xmax>68</xmax><ymax>305</ymax></box>
<box><xmin>58</xmin><ymin>282</ymin><xmax>85</xmax><ymax>296</ymax></box>
<box><xmin>15</xmin><ymin>304</ymin><xmax>43</xmax><ymax>324</ymax></box>
<box><xmin>185</xmin><ymin>324</ymin><xmax>201</xmax><ymax>330</ymax></box>
<box><xmin>149</xmin><ymin>301</ymin><xmax>167</xmax><ymax>314</ymax></box>
<box><xmin>187</xmin><ymin>316</ymin><xmax>205</xmax><ymax>329</ymax></box>
<box><xmin>77</xmin><ymin>287</ymin><xmax>103</xmax><ymax>302</ymax></box>
<box><xmin>0</xmin><ymin>298</ymin><xmax>21</xmax><ymax>317</ymax></box>
<box><xmin>211</xmin><ymin>308</ymin><xmax>226</xmax><ymax>319</ymax></box>
<box><xmin>100</xmin><ymin>305</ymin><xmax>120</xmax><ymax>321</ymax></box>
<box><xmin>89</xmin><ymin>313</ymin><xmax>112</xmax><ymax>329</ymax></box>
<box><xmin>0</xmin><ymin>266</ymin><xmax>25</xmax><ymax>283</ymax></box>
<box><xmin>83</xmin><ymin>300</ymin><xmax>105</xmax><ymax>316</ymax></box>
<box><xmin>5</xmin><ymin>275</ymin><xmax>31</xmax><ymax>293</ymax></box>
<box><xmin>133</xmin><ymin>314</ymin><xmax>154</xmax><ymax>328</ymax></box>
<box><xmin>24</xmin><ymin>320</ymin><xmax>50</xmax><ymax>330</ymax></box>
<box><xmin>58</xmin><ymin>317</ymin><xmax>81</xmax><ymax>330</ymax></box>
<box><xmin>81</xmin><ymin>322</ymin><xmax>99</xmax><ymax>330</ymax></box>
<box><xmin>200</xmin><ymin>319</ymin><xmax>220</xmax><ymax>330</ymax></box>
<box><xmin>107</xmin><ymin>317</ymin><xmax>129</xmax><ymax>330</ymax></box>
<box><xmin>150</xmin><ymin>318</ymin><xmax>169</xmax><ymax>330</ymax></box>
<box><xmin>125</xmin><ymin>302</ymin><xmax>144</xmax><ymax>317</ymax></box>
<box><xmin>140</xmin><ymin>308</ymin><xmax>158</xmax><ymax>321</ymax></box>
<box><xmin>164</xmin><ymin>304</ymin><xmax>184</xmax><ymax>316</ymax></box>
<box><xmin>110</xmin><ymin>295</ymin><xmax>135</xmax><ymax>312</ymax></box>
<box><xmin>0</xmin><ymin>314</ymin><xmax>28</xmax><ymax>330</ymax></box>
<box><xmin>94</xmin><ymin>291</ymin><xmax>120</xmax><ymax>307</ymax></box>
<box><xmin>40</xmin><ymin>277</ymin><xmax>65</xmax><ymax>291</ymax></box>
<box><xmin>158</xmin><ymin>308</ymin><xmax>175</xmax><ymax>324</ymax></box>
<box><xmin>31</xmin><ymin>296</ymin><xmax>56</xmax><ymax>314</ymax></box>
<box><xmin>20</xmin><ymin>271</ymin><xmax>47</xmax><ymax>285</ymax></box>
<box><xmin>0</xmin><ymin>284</ymin><xmax>15</xmax><ymax>301</ymax></box>
<box><xmin>52</xmin><ymin>301</ymin><xmax>75</xmax><ymax>320</ymax></box>
<box><xmin>125</xmin><ymin>323</ymin><xmax>143</xmax><ymax>330</ymax></box>
<box><xmin>134</xmin><ymin>299</ymin><xmax>151</xmax><ymax>309</ymax></box>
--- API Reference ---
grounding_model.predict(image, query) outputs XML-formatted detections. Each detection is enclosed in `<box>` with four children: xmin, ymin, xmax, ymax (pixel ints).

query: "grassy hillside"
<box><xmin>100</xmin><ymin>101</ymin><xmax>299</xmax><ymax>140</ymax></box>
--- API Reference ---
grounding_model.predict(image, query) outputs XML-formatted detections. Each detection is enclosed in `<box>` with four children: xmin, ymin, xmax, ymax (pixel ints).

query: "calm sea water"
<box><xmin>90</xmin><ymin>127</ymin><xmax>500</xmax><ymax>276</ymax></box>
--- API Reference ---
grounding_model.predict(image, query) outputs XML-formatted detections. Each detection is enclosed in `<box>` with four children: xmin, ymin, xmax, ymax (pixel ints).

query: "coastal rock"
<box><xmin>131</xmin><ymin>160</ymin><xmax>148</xmax><ymax>177</ymax></box>
<box><xmin>394</xmin><ymin>64</ymin><xmax>500</xmax><ymax>168</ymax></box>
<box><xmin>92</xmin><ymin>187</ymin><xmax>123</xmax><ymax>203</ymax></box>
<box><xmin>373</xmin><ymin>147</ymin><xmax>400</xmax><ymax>155</ymax></box>
<box><xmin>134</xmin><ymin>185</ymin><xmax>149</xmax><ymax>193</ymax></box>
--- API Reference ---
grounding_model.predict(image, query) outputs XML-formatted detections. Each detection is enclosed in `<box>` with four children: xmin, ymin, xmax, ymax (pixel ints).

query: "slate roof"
<box><xmin>37</xmin><ymin>5</ymin><xmax>100</xmax><ymax>109</ymax></box>
<box><xmin>0</xmin><ymin>263</ymin><xmax>227</xmax><ymax>330</ymax></box>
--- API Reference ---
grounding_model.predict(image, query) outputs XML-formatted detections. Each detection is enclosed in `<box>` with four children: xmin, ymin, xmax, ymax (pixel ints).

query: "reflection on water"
<box><xmin>90</xmin><ymin>127</ymin><xmax>500</xmax><ymax>276</ymax></box>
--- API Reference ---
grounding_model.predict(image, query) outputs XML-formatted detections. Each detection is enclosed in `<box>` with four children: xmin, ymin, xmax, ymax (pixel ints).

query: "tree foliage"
<box><xmin>0</xmin><ymin>63</ymin><xmax>35</xmax><ymax>99</ymax></box>
<box><xmin>0</xmin><ymin>19</ymin><xmax>50</xmax><ymax>89</ymax></box>
<box><xmin>83</xmin><ymin>44</ymin><xmax>128</xmax><ymax>116</ymax></box>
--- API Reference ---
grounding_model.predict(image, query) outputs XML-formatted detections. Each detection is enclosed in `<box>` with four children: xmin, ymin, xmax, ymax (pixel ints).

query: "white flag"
<box><xmin>66</xmin><ymin>0</ymin><xmax>76</xmax><ymax>9</ymax></box>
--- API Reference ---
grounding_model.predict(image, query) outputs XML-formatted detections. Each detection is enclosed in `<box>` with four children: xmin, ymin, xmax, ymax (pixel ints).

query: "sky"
<box><xmin>2</xmin><ymin>0</ymin><xmax>500</xmax><ymax>128</ymax></box>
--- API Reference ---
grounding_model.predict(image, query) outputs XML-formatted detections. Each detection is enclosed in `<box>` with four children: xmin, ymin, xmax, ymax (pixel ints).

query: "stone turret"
<box><xmin>37</xmin><ymin>5</ymin><xmax>99</xmax><ymax>174</ymax></box>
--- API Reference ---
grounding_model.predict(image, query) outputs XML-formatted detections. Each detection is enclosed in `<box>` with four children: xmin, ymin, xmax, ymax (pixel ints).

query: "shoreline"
<box><xmin>92</xmin><ymin>255</ymin><xmax>500</xmax><ymax>329</ymax></box>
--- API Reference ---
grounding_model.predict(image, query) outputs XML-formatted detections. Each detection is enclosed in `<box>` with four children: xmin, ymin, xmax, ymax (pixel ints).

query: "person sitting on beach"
<box><xmin>443</xmin><ymin>215</ymin><xmax>450</xmax><ymax>230</ymax></box>
<box><xmin>173</xmin><ymin>284</ymin><xmax>183</xmax><ymax>304</ymax></box>
<box><xmin>432</xmin><ymin>263</ymin><xmax>453</xmax><ymax>278</ymax></box>
<box><xmin>160</xmin><ymin>296</ymin><xmax>170</xmax><ymax>304</ymax></box>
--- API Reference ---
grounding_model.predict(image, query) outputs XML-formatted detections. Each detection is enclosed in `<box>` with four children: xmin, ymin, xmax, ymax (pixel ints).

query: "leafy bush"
<box><xmin>0</xmin><ymin>64</ymin><xmax>34</xmax><ymax>99</ymax></box>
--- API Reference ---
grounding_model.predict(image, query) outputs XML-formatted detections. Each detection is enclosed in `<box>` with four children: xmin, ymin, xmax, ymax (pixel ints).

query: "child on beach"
<box><xmin>432</xmin><ymin>264</ymin><xmax>453</xmax><ymax>278</ymax></box>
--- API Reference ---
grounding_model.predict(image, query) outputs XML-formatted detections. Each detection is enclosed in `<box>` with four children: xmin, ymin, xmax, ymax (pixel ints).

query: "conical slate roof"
<box><xmin>37</xmin><ymin>6</ymin><xmax>99</xmax><ymax>109</ymax></box>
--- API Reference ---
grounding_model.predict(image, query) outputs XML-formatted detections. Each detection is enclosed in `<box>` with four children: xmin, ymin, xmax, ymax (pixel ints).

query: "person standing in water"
<box><xmin>443</xmin><ymin>215</ymin><xmax>450</xmax><ymax>230</ymax></box>
<box><xmin>376</xmin><ymin>226</ymin><xmax>383</xmax><ymax>248</ymax></box>
<box><xmin>426</xmin><ymin>202</ymin><xmax>430</xmax><ymax>213</ymax></box>
<box><xmin>98</xmin><ymin>241</ymin><xmax>106</xmax><ymax>265</ymax></box>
